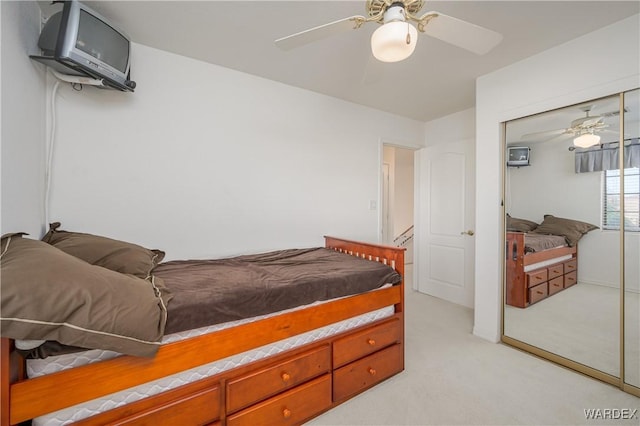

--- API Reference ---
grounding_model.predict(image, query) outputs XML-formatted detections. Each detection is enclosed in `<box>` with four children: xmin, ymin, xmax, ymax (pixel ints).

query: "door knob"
<box><xmin>460</xmin><ymin>230</ymin><xmax>475</xmax><ymax>236</ymax></box>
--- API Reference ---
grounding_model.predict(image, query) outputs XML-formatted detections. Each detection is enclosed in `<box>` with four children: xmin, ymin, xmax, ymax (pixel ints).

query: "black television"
<box><xmin>30</xmin><ymin>1</ymin><xmax>136</xmax><ymax>92</ymax></box>
<box><xmin>507</xmin><ymin>146</ymin><xmax>530</xmax><ymax>167</ymax></box>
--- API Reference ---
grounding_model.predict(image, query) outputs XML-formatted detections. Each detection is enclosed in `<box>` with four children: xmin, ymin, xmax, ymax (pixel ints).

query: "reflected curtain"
<box><xmin>575</xmin><ymin>139</ymin><xmax>640</xmax><ymax>173</ymax></box>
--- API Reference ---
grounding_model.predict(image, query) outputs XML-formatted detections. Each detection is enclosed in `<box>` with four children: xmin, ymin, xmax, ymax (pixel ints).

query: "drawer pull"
<box><xmin>535</xmin><ymin>275</ymin><xmax>543</xmax><ymax>280</ymax></box>
<box><xmin>552</xmin><ymin>282</ymin><xmax>560</xmax><ymax>287</ymax></box>
<box><xmin>368</xmin><ymin>367</ymin><xmax>376</xmax><ymax>376</ymax></box>
<box><xmin>536</xmin><ymin>290</ymin><xmax>543</xmax><ymax>295</ymax></box>
<box><xmin>283</xmin><ymin>408</ymin><xmax>292</xmax><ymax>418</ymax></box>
<box><xmin>367</xmin><ymin>338</ymin><xmax>376</xmax><ymax>346</ymax></box>
<box><xmin>281</xmin><ymin>372</ymin><xmax>291</xmax><ymax>382</ymax></box>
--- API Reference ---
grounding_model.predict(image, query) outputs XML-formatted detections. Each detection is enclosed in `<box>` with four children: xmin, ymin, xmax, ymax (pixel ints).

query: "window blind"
<box><xmin>603</xmin><ymin>167</ymin><xmax>640</xmax><ymax>231</ymax></box>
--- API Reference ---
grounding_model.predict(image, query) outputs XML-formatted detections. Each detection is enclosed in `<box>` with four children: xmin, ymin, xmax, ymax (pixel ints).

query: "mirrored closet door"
<box><xmin>624</xmin><ymin>89</ymin><xmax>639</xmax><ymax>392</ymax></box>
<box><xmin>502</xmin><ymin>89</ymin><xmax>639</xmax><ymax>396</ymax></box>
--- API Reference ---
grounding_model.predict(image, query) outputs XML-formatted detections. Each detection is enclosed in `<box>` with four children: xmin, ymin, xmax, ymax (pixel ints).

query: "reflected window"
<box><xmin>603</xmin><ymin>167</ymin><xmax>640</xmax><ymax>231</ymax></box>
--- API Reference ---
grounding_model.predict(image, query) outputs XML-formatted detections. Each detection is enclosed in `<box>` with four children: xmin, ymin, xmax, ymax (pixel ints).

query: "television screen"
<box><xmin>507</xmin><ymin>147</ymin><xmax>530</xmax><ymax>166</ymax></box>
<box><xmin>76</xmin><ymin>10</ymin><xmax>130</xmax><ymax>73</ymax></box>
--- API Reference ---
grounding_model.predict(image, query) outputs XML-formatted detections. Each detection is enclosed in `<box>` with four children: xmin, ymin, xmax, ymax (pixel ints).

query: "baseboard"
<box><xmin>472</xmin><ymin>326</ymin><xmax>500</xmax><ymax>343</ymax></box>
<box><xmin>579</xmin><ymin>279</ymin><xmax>640</xmax><ymax>294</ymax></box>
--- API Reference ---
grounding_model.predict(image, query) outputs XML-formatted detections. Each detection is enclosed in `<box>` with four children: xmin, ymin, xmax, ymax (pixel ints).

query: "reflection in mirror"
<box><xmin>504</xmin><ymin>94</ymin><xmax>623</xmax><ymax>377</ymax></box>
<box><xmin>624</xmin><ymin>88</ymin><xmax>640</xmax><ymax>390</ymax></box>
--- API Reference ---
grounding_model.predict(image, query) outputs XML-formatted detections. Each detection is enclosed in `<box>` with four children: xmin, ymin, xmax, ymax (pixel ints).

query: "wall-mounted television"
<box><xmin>30</xmin><ymin>1</ymin><xmax>136</xmax><ymax>92</ymax></box>
<box><xmin>507</xmin><ymin>146</ymin><xmax>530</xmax><ymax>167</ymax></box>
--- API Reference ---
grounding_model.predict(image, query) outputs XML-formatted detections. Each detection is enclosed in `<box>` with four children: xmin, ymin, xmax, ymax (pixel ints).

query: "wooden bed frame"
<box><xmin>505</xmin><ymin>232</ymin><xmax>578</xmax><ymax>308</ymax></box>
<box><xmin>1</xmin><ymin>236</ymin><xmax>405</xmax><ymax>426</ymax></box>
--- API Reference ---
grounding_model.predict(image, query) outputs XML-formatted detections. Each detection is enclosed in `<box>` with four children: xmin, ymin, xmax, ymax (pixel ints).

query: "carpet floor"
<box><xmin>308</xmin><ymin>266</ymin><xmax>639</xmax><ymax>425</ymax></box>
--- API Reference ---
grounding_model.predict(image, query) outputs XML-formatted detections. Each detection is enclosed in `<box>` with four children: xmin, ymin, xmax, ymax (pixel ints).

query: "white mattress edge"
<box><xmin>524</xmin><ymin>254</ymin><xmax>573</xmax><ymax>272</ymax></box>
<box><xmin>31</xmin><ymin>302</ymin><xmax>396</xmax><ymax>424</ymax></box>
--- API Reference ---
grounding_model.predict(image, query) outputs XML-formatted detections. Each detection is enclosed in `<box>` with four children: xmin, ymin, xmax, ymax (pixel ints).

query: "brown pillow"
<box><xmin>530</xmin><ymin>214</ymin><xmax>598</xmax><ymax>247</ymax></box>
<box><xmin>42</xmin><ymin>222</ymin><xmax>164</xmax><ymax>279</ymax></box>
<box><xmin>0</xmin><ymin>233</ymin><xmax>171</xmax><ymax>357</ymax></box>
<box><xmin>506</xmin><ymin>214</ymin><xmax>538</xmax><ymax>232</ymax></box>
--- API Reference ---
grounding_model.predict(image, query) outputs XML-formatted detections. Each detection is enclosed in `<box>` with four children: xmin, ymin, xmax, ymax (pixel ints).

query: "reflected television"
<box><xmin>507</xmin><ymin>146</ymin><xmax>530</xmax><ymax>167</ymax></box>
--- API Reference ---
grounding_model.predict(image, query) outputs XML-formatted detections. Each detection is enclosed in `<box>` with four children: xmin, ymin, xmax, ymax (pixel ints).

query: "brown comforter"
<box><xmin>156</xmin><ymin>247</ymin><xmax>402</xmax><ymax>335</ymax></box>
<box><xmin>524</xmin><ymin>234</ymin><xmax>567</xmax><ymax>253</ymax></box>
<box><xmin>22</xmin><ymin>247</ymin><xmax>401</xmax><ymax>359</ymax></box>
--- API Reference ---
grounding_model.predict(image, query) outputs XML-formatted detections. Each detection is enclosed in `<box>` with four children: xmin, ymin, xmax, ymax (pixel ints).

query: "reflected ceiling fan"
<box><xmin>275</xmin><ymin>0</ymin><xmax>503</xmax><ymax>62</ymax></box>
<box><xmin>521</xmin><ymin>106</ymin><xmax>622</xmax><ymax>148</ymax></box>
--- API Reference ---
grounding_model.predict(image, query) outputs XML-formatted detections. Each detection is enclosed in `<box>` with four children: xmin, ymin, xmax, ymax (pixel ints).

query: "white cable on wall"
<box><xmin>44</xmin><ymin>77</ymin><xmax>60</xmax><ymax>228</ymax></box>
<box><xmin>43</xmin><ymin>71</ymin><xmax>103</xmax><ymax>229</ymax></box>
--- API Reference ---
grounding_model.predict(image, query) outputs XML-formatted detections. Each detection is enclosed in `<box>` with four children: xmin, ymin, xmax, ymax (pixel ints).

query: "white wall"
<box><xmin>1</xmin><ymin>1</ymin><xmax>46</xmax><ymax>237</ymax></box>
<box><xmin>424</xmin><ymin>108</ymin><xmax>475</xmax><ymax>146</ymax></box>
<box><xmin>46</xmin><ymin>43</ymin><xmax>424</xmax><ymax>260</ymax></box>
<box><xmin>475</xmin><ymin>14</ymin><xmax>640</xmax><ymax>342</ymax></box>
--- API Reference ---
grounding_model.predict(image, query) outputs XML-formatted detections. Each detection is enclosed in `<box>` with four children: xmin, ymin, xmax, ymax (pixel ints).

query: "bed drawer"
<box><xmin>548</xmin><ymin>276</ymin><xmax>564</xmax><ymax>295</ymax></box>
<box><xmin>564</xmin><ymin>259</ymin><xmax>577</xmax><ymax>273</ymax></box>
<box><xmin>528</xmin><ymin>282</ymin><xmax>548</xmax><ymax>305</ymax></box>
<box><xmin>526</xmin><ymin>269</ymin><xmax>548</xmax><ymax>288</ymax></box>
<box><xmin>548</xmin><ymin>263</ymin><xmax>564</xmax><ymax>279</ymax></box>
<box><xmin>110</xmin><ymin>386</ymin><xmax>220</xmax><ymax>426</ymax></box>
<box><xmin>564</xmin><ymin>271</ymin><xmax>577</xmax><ymax>288</ymax></box>
<box><xmin>333</xmin><ymin>318</ymin><xmax>401</xmax><ymax>368</ymax></box>
<box><xmin>226</xmin><ymin>374</ymin><xmax>331</xmax><ymax>426</ymax></box>
<box><xmin>333</xmin><ymin>343</ymin><xmax>402</xmax><ymax>402</ymax></box>
<box><xmin>226</xmin><ymin>345</ymin><xmax>330</xmax><ymax>413</ymax></box>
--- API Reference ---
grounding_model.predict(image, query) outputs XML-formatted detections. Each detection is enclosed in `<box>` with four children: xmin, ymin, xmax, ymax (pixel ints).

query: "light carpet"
<box><xmin>308</xmin><ymin>267</ymin><xmax>639</xmax><ymax>426</ymax></box>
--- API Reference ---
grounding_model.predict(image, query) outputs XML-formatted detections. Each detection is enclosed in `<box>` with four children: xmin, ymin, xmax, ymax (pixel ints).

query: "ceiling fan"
<box><xmin>521</xmin><ymin>106</ymin><xmax>622</xmax><ymax>148</ymax></box>
<box><xmin>275</xmin><ymin>0</ymin><xmax>504</xmax><ymax>62</ymax></box>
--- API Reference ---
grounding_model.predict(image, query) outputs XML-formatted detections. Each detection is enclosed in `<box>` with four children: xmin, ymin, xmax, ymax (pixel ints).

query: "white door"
<box><xmin>414</xmin><ymin>139</ymin><xmax>475</xmax><ymax>308</ymax></box>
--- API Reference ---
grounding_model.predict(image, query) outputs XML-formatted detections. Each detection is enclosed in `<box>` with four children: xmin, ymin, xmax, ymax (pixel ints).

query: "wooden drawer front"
<box><xmin>548</xmin><ymin>276</ymin><xmax>564</xmax><ymax>295</ymax></box>
<box><xmin>226</xmin><ymin>346</ymin><xmax>330</xmax><ymax>413</ymax></box>
<box><xmin>548</xmin><ymin>263</ymin><xmax>564</xmax><ymax>280</ymax></box>
<box><xmin>528</xmin><ymin>283</ymin><xmax>548</xmax><ymax>305</ymax></box>
<box><xmin>526</xmin><ymin>269</ymin><xmax>548</xmax><ymax>288</ymax></box>
<box><xmin>112</xmin><ymin>387</ymin><xmax>220</xmax><ymax>426</ymax></box>
<box><xmin>564</xmin><ymin>259</ymin><xmax>577</xmax><ymax>273</ymax></box>
<box><xmin>564</xmin><ymin>271</ymin><xmax>577</xmax><ymax>288</ymax></box>
<box><xmin>333</xmin><ymin>319</ymin><xmax>401</xmax><ymax>368</ymax></box>
<box><xmin>333</xmin><ymin>343</ymin><xmax>403</xmax><ymax>403</ymax></box>
<box><xmin>227</xmin><ymin>375</ymin><xmax>331</xmax><ymax>426</ymax></box>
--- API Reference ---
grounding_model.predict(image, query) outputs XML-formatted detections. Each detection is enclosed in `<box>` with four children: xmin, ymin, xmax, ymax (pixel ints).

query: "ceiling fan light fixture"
<box><xmin>371</xmin><ymin>21</ymin><xmax>418</xmax><ymax>63</ymax></box>
<box><xmin>573</xmin><ymin>132</ymin><xmax>601</xmax><ymax>148</ymax></box>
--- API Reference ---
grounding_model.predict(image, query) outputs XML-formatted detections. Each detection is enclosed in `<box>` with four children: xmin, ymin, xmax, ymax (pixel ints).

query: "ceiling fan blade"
<box><xmin>275</xmin><ymin>16</ymin><xmax>366</xmax><ymax>51</ymax></box>
<box><xmin>599</xmin><ymin>108</ymin><xmax>628</xmax><ymax>117</ymax></box>
<box><xmin>542</xmin><ymin>132</ymin><xmax>574</xmax><ymax>144</ymax></box>
<box><xmin>520</xmin><ymin>129</ymin><xmax>568</xmax><ymax>141</ymax></box>
<box><xmin>419</xmin><ymin>11</ymin><xmax>503</xmax><ymax>55</ymax></box>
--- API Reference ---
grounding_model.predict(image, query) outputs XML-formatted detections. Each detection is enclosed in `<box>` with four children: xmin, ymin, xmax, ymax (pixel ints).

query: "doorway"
<box><xmin>382</xmin><ymin>145</ymin><xmax>415</xmax><ymax>266</ymax></box>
